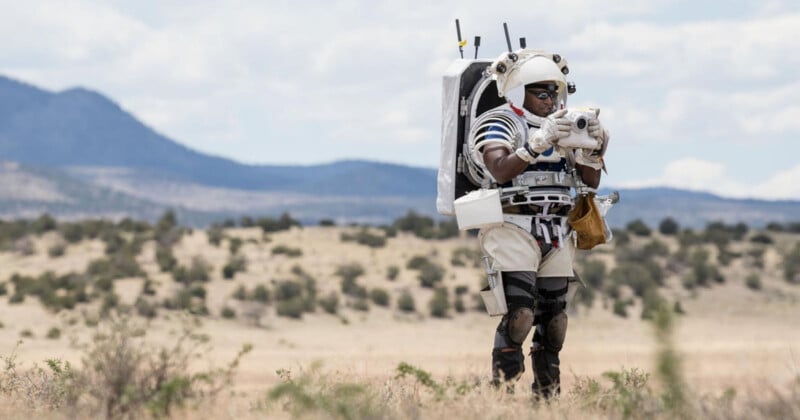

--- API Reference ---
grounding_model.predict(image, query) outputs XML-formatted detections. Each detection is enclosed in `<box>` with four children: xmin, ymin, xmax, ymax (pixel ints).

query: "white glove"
<box><xmin>588</xmin><ymin>118</ymin><xmax>609</xmax><ymax>152</ymax></box>
<box><xmin>528</xmin><ymin>109</ymin><xmax>570</xmax><ymax>153</ymax></box>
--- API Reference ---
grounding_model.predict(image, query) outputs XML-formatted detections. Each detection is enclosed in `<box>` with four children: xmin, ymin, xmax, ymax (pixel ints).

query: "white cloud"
<box><xmin>0</xmin><ymin>0</ymin><xmax>799</xmax><ymax>200</ymax></box>
<box><xmin>751</xmin><ymin>164</ymin><xmax>800</xmax><ymax>200</ymax></box>
<box><xmin>619</xmin><ymin>157</ymin><xmax>731</xmax><ymax>191</ymax></box>
<box><xmin>617</xmin><ymin>158</ymin><xmax>800</xmax><ymax>200</ymax></box>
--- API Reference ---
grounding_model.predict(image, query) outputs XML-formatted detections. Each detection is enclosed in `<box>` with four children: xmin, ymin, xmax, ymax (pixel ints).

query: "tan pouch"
<box><xmin>568</xmin><ymin>192</ymin><xmax>607</xmax><ymax>250</ymax></box>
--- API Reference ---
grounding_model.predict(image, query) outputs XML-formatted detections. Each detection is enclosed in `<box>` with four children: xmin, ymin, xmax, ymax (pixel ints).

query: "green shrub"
<box><xmin>87</xmin><ymin>253</ymin><xmax>145</xmax><ymax>282</ymax></box>
<box><xmin>428</xmin><ymin>288</ymin><xmax>450</xmax><ymax>318</ymax></box>
<box><xmin>337</xmin><ymin>263</ymin><xmax>367</xmax><ymax>298</ymax></box>
<box><xmin>335</xmin><ymin>262</ymin><xmax>365</xmax><ymax>282</ymax></box>
<box><xmin>406</xmin><ymin>255</ymin><xmax>431</xmax><ymax>270</ymax></box>
<box><xmin>612</xmin><ymin>299</ymin><xmax>628</xmax><ymax>318</ymax></box>
<box><xmin>257</xmin><ymin>213</ymin><xmax>300</xmax><ymax>233</ymax></box>
<box><xmin>135</xmin><ymin>297</ymin><xmax>157</xmax><ymax>318</ymax></box>
<box><xmin>100</xmin><ymin>293</ymin><xmax>120</xmax><ymax>315</ymax></box>
<box><xmin>188</xmin><ymin>256</ymin><xmax>212</xmax><ymax>282</ymax></box>
<box><xmin>747</xmin><ymin>246</ymin><xmax>766</xmax><ymax>269</ymax></box>
<box><xmin>581</xmin><ymin>260</ymin><xmax>606</xmax><ymax>288</ymax></box>
<box><xmin>626</xmin><ymin>219</ymin><xmax>651</xmax><ymax>236</ymax></box>
<box><xmin>272</xmin><ymin>245</ymin><xmax>303</xmax><ymax>257</ymax></box>
<box><xmin>611</xmin><ymin>229</ymin><xmax>630</xmax><ymax>247</ymax></box>
<box><xmin>163</xmin><ymin>287</ymin><xmax>207</xmax><ymax>315</ymax></box>
<box><xmin>453</xmin><ymin>296</ymin><xmax>465</xmax><ymax>313</ymax></box>
<box><xmin>48</xmin><ymin>242</ymin><xmax>67</xmax><ymax>258</ymax></box>
<box><xmin>749</xmin><ymin>233</ymin><xmax>773</xmax><ymax>244</ymax></box>
<box><xmin>386</xmin><ymin>265</ymin><xmax>399</xmax><ymax>281</ymax></box>
<box><xmin>222</xmin><ymin>254</ymin><xmax>247</xmax><ymax>279</ymax></box>
<box><xmin>369</xmin><ymin>288</ymin><xmax>390</xmax><ymax>307</ymax></box>
<box><xmin>252</xmin><ymin>284</ymin><xmax>271</xmax><ymax>303</ymax></box>
<box><xmin>20</xmin><ymin>328</ymin><xmax>34</xmax><ymax>338</ymax></box>
<box><xmin>340</xmin><ymin>228</ymin><xmax>387</xmax><ymax>248</ymax></box>
<box><xmin>610</xmin><ymin>262</ymin><xmax>657</xmax><ymax>297</ymax></box>
<box><xmin>397</xmin><ymin>291</ymin><xmax>416</xmax><ymax>313</ymax></box>
<box><xmin>673</xmin><ymin>301</ymin><xmax>686</xmax><ymax>315</ymax></box>
<box><xmin>658</xmin><ymin>217</ymin><xmax>680</xmax><ymax>235</ymax></box>
<box><xmin>189</xmin><ymin>284</ymin><xmax>206</xmax><ymax>299</ymax></box>
<box><xmin>32</xmin><ymin>213</ymin><xmax>58</xmax><ymax>234</ymax></box>
<box><xmin>276</xmin><ymin>297</ymin><xmax>305</xmax><ymax>319</ymax></box>
<box><xmin>233</xmin><ymin>284</ymin><xmax>248</xmax><ymax>300</ymax></box>
<box><xmin>783</xmin><ymin>242</ymin><xmax>800</xmax><ymax>284</ymax></box>
<box><xmin>418</xmin><ymin>262</ymin><xmax>445</xmax><ymax>289</ymax></box>
<box><xmin>275</xmin><ymin>280</ymin><xmax>303</xmax><ymax>301</ymax></box>
<box><xmin>352</xmin><ymin>298</ymin><xmax>370</xmax><ymax>312</ymax></box>
<box><xmin>155</xmin><ymin>245</ymin><xmax>177</xmax><ymax>272</ymax></box>
<box><xmin>318</xmin><ymin>291</ymin><xmax>340</xmax><ymax>314</ymax></box>
<box><xmin>46</xmin><ymin>327</ymin><xmax>61</xmax><ymax>340</ymax></box>
<box><xmin>642</xmin><ymin>240</ymin><xmax>669</xmax><ymax>258</ymax></box>
<box><xmin>640</xmin><ymin>289</ymin><xmax>667</xmax><ymax>320</ymax></box>
<box><xmin>229</xmin><ymin>237</ymin><xmax>244</xmax><ymax>254</ymax></box>
<box><xmin>221</xmin><ymin>306</ymin><xmax>237</xmax><ymax>319</ymax></box>
<box><xmin>745</xmin><ymin>274</ymin><xmax>762</xmax><ymax>291</ymax></box>
<box><xmin>0</xmin><ymin>282</ymin><xmax>6</xmax><ymax>296</ymax></box>
<box><xmin>59</xmin><ymin>223</ymin><xmax>85</xmax><ymax>243</ymax></box>
<box><xmin>450</xmin><ymin>247</ymin><xmax>482</xmax><ymax>268</ymax></box>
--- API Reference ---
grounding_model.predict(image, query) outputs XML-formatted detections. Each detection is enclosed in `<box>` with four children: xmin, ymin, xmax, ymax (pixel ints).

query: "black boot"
<box><xmin>531</xmin><ymin>348</ymin><xmax>560</xmax><ymax>400</ymax></box>
<box><xmin>491</xmin><ymin>347</ymin><xmax>524</xmax><ymax>392</ymax></box>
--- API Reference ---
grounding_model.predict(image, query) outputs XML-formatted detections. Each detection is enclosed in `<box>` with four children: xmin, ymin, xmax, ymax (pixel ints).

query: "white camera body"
<box><xmin>559</xmin><ymin>107</ymin><xmax>600</xmax><ymax>150</ymax></box>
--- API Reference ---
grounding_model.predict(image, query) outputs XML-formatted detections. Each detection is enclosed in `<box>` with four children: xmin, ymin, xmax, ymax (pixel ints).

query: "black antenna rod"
<box><xmin>503</xmin><ymin>22</ymin><xmax>513</xmax><ymax>52</ymax></box>
<box><xmin>520</xmin><ymin>37</ymin><xmax>527</xmax><ymax>49</ymax></box>
<box><xmin>455</xmin><ymin>19</ymin><xmax>464</xmax><ymax>58</ymax></box>
<box><xmin>474</xmin><ymin>36</ymin><xmax>481</xmax><ymax>59</ymax></box>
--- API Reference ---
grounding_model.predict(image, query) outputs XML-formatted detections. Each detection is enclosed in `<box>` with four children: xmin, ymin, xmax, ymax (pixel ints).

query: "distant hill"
<box><xmin>0</xmin><ymin>75</ymin><xmax>435</xmax><ymax>197</ymax></box>
<box><xmin>1</xmin><ymin>73</ymin><xmax>799</xmax><ymax>228</ymax></box>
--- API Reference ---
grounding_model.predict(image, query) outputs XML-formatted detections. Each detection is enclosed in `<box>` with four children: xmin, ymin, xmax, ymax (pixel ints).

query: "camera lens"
<box><xmin>576</xmin><ymin>117</ymin><xmax>587</xmax><ymax>129</ymax></box>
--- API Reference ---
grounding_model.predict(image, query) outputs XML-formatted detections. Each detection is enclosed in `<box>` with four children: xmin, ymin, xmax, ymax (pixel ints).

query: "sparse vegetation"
<box><xmin>0</xmin><ymin>213</ymin><xmax>798</xmax><ymax>418</ymax></box>
<box><xmin>340</xmin><ymin>228</ymin><xmax>387</xmax><ymax>248</ymax></box>
<box><xmin>271</xmin><ymin>245</ymin><xmax>303</xmax><ymax>257</ymax></box>
<box><xmin>0</xmin><ymin>316</ymin><xmax>251</xmax><ymax>418</ymax></box>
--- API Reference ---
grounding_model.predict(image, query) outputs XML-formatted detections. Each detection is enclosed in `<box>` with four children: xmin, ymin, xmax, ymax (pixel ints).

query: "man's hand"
<box><xmin>528</xmin><ymin>109</ymin><xmax>570</xmax><ymax>153</ymax></box>
<box><xmin>588</xmin><ymin>119</ymin><xmax>609</xmax><ymax>152</ymax></box>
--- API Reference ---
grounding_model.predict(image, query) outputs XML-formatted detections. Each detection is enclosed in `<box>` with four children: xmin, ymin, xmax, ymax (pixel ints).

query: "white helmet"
<box><xmin>488</xmin><ymin>49</ymin><xmax>572</xmax><ymax>111</ymax></box>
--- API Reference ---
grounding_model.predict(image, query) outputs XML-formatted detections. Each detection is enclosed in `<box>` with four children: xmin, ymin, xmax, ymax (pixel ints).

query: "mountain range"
<box><xmin>1</xmin><ymin>74</ymin><xmax>798</xmax><ymax>228</ymax></box>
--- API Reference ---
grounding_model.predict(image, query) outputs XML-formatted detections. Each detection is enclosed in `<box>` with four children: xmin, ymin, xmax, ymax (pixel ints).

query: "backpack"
<box><xmin>436</xmin><ymin>58</ymin><xmax>507</xmax><ymax>215</ymax></box>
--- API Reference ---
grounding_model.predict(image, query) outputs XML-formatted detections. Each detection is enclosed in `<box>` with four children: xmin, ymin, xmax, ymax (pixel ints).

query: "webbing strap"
<box><xmin>537</xmin><ymin>286</ymin><xmax>569</xmax><ymax>299</ymax></box>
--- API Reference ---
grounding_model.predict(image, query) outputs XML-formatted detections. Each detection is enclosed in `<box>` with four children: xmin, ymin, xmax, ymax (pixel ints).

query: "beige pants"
<box><xmin>478</xmin><ymin>222</ymin><xmax>575</xmax><ymax>277</ymax></box>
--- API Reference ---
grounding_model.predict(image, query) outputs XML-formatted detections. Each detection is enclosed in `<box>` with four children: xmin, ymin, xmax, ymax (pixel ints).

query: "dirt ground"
<box><xmin>0</xmin><ymin>226</ymin><xmax>798</xmax><ymax>402</ymax></box>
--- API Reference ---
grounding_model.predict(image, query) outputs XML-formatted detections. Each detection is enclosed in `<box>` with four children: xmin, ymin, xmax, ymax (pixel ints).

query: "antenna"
<box><xmin>474</xmin><ymin>36</ymin><xmax>481</xmax><ymax>59</ymax></box>
<box><xmin>455</xmin><ymin>19</ymin><xmax>464</xmax><ymax>58</ymax></box>
<box><xmin>519</xmin><ymin>37</ymin><xmax>526</xmax><ymax>49</ymax></box>
<box><xmin>502</xmin><ymin>22</ymin><xmax>512</xmax><ymax>52</ymax></box>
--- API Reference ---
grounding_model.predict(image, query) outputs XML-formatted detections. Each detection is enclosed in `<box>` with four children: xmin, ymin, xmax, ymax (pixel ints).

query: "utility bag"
<box><xmin>568</xmin><ymin>192</ymin><xmax>607</xmax><ymax>250</ymax></box>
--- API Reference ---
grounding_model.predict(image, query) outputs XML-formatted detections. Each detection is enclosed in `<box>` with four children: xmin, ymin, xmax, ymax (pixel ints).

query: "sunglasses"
<box><xmin>526</xmin><ymin>89</ymin><xmax>557</xmax><ymax>100</ymax></box>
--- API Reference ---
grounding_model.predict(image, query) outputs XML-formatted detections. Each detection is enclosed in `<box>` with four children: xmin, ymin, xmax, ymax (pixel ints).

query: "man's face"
<box><xmin>522</xmin><ymin>87</ymin><xmax>557</xmax><ymax>118</ymax></box>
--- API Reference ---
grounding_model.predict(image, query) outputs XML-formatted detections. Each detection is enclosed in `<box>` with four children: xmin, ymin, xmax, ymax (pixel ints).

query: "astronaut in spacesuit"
<box><xmin>470</xmin><ymin>51</ymin><xmax>609</xmax><ymax>398</ymax></box>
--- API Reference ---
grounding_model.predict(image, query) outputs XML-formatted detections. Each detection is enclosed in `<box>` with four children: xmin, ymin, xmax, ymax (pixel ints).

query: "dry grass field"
<box><xmin>0</xmin><ymin>220</ymin><xmax>798</xmax><ymax>418</ymax></box>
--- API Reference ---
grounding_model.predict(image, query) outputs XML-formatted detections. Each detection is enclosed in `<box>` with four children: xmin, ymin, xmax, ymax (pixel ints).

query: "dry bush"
<box><xmin>0</xmin><ymin>316</ymin><xmax>251</xmax><ymax>419</ymax></box>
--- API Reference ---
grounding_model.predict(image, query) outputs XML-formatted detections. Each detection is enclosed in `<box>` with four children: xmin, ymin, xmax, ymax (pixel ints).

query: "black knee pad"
<box><xmin>544</xmin><ymin>311</ymin><xmax>568</xmax><ymax>352</ymax></box>
<box><xmin>505</xmin><ymin>307</ymin><xmax>534</xmax><ymax>346</ymax></box>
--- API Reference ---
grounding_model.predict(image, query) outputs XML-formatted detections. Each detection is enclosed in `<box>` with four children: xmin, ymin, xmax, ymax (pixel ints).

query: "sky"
<box><xmin>1</xmin><ymin>0</ymin><xmax>799</xmax><ymax>200</ymax></box>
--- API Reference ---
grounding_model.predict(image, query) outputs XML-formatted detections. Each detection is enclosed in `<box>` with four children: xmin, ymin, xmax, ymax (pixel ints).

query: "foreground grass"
<box><xmin>1</xmin><ymin>309</ymin><xmax>798</xmax><ymax>420</ymax></box>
